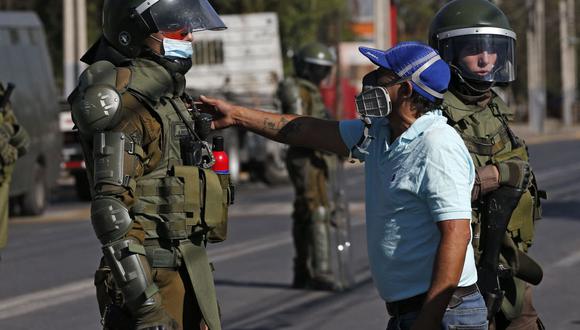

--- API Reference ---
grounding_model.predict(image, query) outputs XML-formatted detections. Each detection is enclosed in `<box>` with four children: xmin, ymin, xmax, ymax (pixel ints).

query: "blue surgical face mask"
<box><xmin>162</xmin><ymin>37</ymin><xmax>193</xmax><ymax>59</ymax></box>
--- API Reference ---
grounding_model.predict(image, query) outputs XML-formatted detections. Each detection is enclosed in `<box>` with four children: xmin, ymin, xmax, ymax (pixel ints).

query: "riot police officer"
<box><xmin>0</xmin><ymin>83</ymin><xmax>29</xmax><ymax>259</ymax></box>
<box><xmin>430</xmin><ymin>1</ymin><xmax>545</xmax><ymax>329</ymax></box>
<box><xmin>68</xmin><ymin>1</ymin><xmax>231</xmax><ymax>329</ymax></box>
<box><xmin>276</xmin><ymin>42</ymin><xmax>340</xmax><ymax>291</ymax></box>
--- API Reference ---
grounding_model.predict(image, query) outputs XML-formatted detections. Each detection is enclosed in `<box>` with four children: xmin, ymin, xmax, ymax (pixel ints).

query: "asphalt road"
<box><xmin>0</xmin><ymin>139</ymin><xmax>579</xmax><ymax>330</ymax></box>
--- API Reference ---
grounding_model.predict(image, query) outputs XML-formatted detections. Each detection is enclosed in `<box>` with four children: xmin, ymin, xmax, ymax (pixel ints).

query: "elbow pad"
<box><xmin>91</xmin><ymin>196</ymin><xmax>132</xmax><ymax>244</ymax></box>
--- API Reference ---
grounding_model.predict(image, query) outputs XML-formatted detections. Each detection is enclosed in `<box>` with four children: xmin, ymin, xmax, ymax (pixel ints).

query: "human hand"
<box><xmin>497</xmin><ymin>158</ymin><xmax>531</xmax><ymax>191</ymax></box>
<box><xmin>199</xmin><ymin>95</ymin><xmax>239</xmax><ymax>130</ymax></box>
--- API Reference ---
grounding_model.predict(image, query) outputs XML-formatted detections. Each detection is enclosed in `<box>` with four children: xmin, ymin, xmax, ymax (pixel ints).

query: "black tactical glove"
<box><xmin>497</xmin><ymin>158</ymin><xmax>531</xmax><ymax>191</ymax></box>
<box><xmin>0</xmin><ymin>136</ymin><xmax>17</xmax><ymax>166</ymax></box>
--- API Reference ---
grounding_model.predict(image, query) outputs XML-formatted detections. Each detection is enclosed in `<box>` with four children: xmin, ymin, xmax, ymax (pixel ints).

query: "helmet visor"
<box><xmin>439</xmin><ymin>34</ymin><xmax>516</xmax><ymax>83</ymax></box>
<box><xmin>148</xmin><ymin>0</ymin><xmax>227</xmax><ymax>34</ymax></box>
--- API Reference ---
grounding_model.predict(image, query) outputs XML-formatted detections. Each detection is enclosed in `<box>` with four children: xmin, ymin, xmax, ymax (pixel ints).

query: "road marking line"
<box><xmin>9</xmin><ymin>201</ymin><xmax>365</xmax><ymax>224</ymax></box>
<box><xmin>534</xmin><ymin>162</ymin><xmax>580</xmax><ymax>182</ymax></box>
<box><xmin>553</xmin><ymin>250</ymin><xmax>580</xmax><ymax>268</ymax></box>
<box><xmin>0</xmin><ymin>279</ymin><xmax>94</xmax><ymax>320</ymax></box>
<box><xmin>228</xmin><ymin>201</ymin><xmax>365</xmax><ymax>217</ymax></box>
<box><xmin>545</xmin><ymin>183</ymin><xmax>580</xmax><ymax>200</ymax></box>
<box><xmin>0</xmin><ymin>220</ymin><xmax>366</xmax><ymax>319</ymax></box>
<box><xmin>223</xmin><ymin>267</ymin><xmax>372</xmax><ymax>329</ymax></box>
<box><xmin>10</xmin><ymin>207</ymin><xmax>90</xmax><ymax>224</ymax></box>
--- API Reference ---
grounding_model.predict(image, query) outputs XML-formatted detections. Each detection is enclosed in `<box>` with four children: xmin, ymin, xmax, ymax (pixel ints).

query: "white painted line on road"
<box><xmin>534</xmin><ymin>162</ymin><xmax>580</xmax><ymax>182</ymax></box>
<box><xmin>0</xmin><ymin>279</ymin><xmax>94</xmax><ymax>320</ymax></box>
<box><xmin>0</xmin><ymin>219</ymin><xmax>366</xmax><ymax>319</ymax></box>
<box><xmin>209</xmin><ymin>217</ymin><xmax>365</xmax><ymax>263</ymax></box>
<box><xmin>553</xmin><ymin>250</ymin><xmax>580</xmax><ymax>268</ymax></box>
<box><xmin>545</xmin><ymin>183</ymin><xmax>580</xmax><ymax>200</ymax></box>
<box><xmin>229</xmin><ymin>201</ymin><xmax>365</xmax><ymax>217</ymax></box>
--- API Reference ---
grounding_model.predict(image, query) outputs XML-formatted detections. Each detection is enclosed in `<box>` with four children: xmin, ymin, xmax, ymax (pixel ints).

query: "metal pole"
<box><xmin>76</xmin><ymin>0</ymin><xmax>88</xmax><ymax>73</ymax></box>
<box><xmin>63</xmin><ymin>0</ymin><xmax>75</xmax><ymax>98</ymax></box>
<box><xmin>335</xmin><ymin>7</ymin><xmax>344</xmax><ymax>120</ymax></box>
<box><xmin>560</xmin><ymin>0</ymin><xmax>577</xmax><ymax>126</ymax></box>
<box><xmin>373</xmin><ymin>0</ymin><xmax>391</xmax><ymax>49</ymax></box>
<box><xmin>527</xmin><ymin>0</ymin><xmax>546</xmax><ymax>133</ymax></box>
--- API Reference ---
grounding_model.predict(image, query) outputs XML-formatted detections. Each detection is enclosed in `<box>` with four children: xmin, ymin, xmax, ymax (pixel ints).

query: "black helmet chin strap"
<box><xmin>450</xmin><ymin>64</ymin><xmax>495</xmax><ymax>94</ymax></box>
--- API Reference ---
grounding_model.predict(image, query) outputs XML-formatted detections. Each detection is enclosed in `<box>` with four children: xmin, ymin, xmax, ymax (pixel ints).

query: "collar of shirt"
<box><xmin>384</xmin><ymin>109</ymin><xmax>447</xmax><ymax>156</ymax></box>
<box><xmin>400</xmin><ymin>109</ymin><xmax>447</xmax><ymax>143</ymax></box>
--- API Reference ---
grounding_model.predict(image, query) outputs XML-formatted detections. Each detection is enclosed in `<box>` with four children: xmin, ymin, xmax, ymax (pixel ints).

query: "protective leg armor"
<box><xmin>311</xmin><ymin>206</ymin><xmax>332</xmax><ymax>276</ymax></box>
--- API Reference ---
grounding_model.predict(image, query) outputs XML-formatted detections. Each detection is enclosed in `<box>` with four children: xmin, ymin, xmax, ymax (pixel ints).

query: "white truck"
<box><xmin>185</xmin><ymin>12</ymin><xmax>288</xmax><ymax>184</ymax></box>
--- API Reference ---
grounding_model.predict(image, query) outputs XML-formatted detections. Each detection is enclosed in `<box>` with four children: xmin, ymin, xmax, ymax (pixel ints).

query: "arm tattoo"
<box><xmin>263</xmin><ymin>116</ymin><xmax>290</xmax><ymax>132</ymax></box>
<box><xmin>261</xmin><ymin>115</ymin><xmax>304</xmax><ymax>143</ymax></box>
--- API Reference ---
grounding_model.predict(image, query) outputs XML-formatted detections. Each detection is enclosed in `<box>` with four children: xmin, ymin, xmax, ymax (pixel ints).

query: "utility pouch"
<box><xmin>172</xmin><ymin>165</ymin><xmax>202</xmax><ymax>228</ymax></box>
<box><xmin>507</xmin><ymin>190</ymin><xmax>535</xmax><ymax>248</ymax></box>
<box><xmin>200</xmin><ymin>168</ymin><xmax>229</xmax><ymax>243</ymax></box>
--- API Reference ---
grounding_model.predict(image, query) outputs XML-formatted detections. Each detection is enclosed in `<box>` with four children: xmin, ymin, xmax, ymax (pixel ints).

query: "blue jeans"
<box><xmin>386</xmin><ymin>291</ymin><xmax>488</xmax><ymax>330</ymax></box>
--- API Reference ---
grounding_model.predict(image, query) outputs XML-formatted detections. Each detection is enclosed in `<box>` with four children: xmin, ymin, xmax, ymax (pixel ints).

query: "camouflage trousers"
<box><xmin>286</xmin><ymin>149</ymin><xmax>334</xmax><ymax>284</ymax></box>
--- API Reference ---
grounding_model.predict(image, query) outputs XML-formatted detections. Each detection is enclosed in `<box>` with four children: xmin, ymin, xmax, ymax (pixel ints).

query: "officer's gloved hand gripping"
<box><xmin>71</xmin><ymin>71</ymin><xmax>177</xmax><ymax>329</ymax></box>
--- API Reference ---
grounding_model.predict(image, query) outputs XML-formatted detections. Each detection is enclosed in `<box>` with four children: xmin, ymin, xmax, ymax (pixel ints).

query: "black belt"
<box><xmin>386</xmin><ymin>284</ymin><xmax>479</xmax><ymax>317</ymax></box>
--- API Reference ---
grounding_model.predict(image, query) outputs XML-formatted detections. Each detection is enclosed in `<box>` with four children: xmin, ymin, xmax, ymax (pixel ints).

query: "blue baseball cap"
<box><xmin>359</xmin><ymin>41</ymin><xmax>450</xmax><ymax>102</ymax></box>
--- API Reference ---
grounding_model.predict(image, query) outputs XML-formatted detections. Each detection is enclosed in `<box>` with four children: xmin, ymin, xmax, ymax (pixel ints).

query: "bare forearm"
<box><xmin>232</xmin><ymin>106</ymin><xmax>349</xmax><ymax>156</ymax></box>
<box><xmin>413</xmin><ymin>220</ymin><xmax>470</xmax><ymax>329</ymax></box>
<box><xmin>232</xmin><ymin>106</ymin><xmax>299</xmax><ymax>142</ymax></box>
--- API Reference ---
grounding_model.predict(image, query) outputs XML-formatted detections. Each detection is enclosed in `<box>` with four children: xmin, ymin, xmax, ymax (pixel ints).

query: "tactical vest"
<box><xmin>122</xmin><ymin>59</ymin><xmax>231</xmax><ymax>249</ymax></box>
<box><xmin>442</xmin><ymin>91</ymin><xmax>544</xmax><ymax>319</ymax></box>
<box><xmin>277</xmin><ymin>77</ymin><xmax>328</xmax><ymax>118</ymax></box>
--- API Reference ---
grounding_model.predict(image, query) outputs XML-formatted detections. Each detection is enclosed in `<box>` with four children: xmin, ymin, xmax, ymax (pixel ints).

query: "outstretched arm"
<box><xmin>200</xmin><ymin>95</ymin><xmax>350</xmax><ymax>157</ymax></box>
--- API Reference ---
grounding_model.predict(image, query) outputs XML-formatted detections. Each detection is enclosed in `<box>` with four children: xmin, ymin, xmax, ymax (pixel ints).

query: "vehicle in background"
<box><xmin>185</xmin><ymin>12</ymin><xmax>288</xmax><ymax>184</ymax></box>
<box><xmin>0</xmin><ymin>12</ymin><xmax>62</xmax><ymax>215</ymax></box>
<box><xmin>59</xmin><ymin>103</ymin><xmax>90</xmax><ymax>200</ymax></box>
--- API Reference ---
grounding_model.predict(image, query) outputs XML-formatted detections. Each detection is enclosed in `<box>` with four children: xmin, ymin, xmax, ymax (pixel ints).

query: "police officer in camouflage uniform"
<box><xmin>68</xmin><ymin>1</ymin><xmax>232</xmax><ymax>329</ymax></box>
<box><xmin>430</xmin><ymin>1</ymin><xmax>545</xmax><ymax>329</ymax></box>
<box><xmin>0</xmin><ymin>83</ymin><xmax>29</xmax><ymax>259</ymax></box>
<box><xmin>277</xmin><ymin>43</ymin><xmax>339</xmax><ymax>290</ymax></box>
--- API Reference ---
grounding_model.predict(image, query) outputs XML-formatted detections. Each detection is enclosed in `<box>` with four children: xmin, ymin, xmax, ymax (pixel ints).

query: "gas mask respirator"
<box><xmin>355</xmin><ymin>86</ymin><xmax>392</xmax><ymax>118</ymax></box>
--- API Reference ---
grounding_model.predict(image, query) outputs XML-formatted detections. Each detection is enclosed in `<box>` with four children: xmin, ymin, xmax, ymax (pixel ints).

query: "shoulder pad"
<box><xmin>276</xmin><ymin>77</ymin><xmax>302</xmax><ymax>114</ymax></box>
<box><xmin>70</xmin><ymin>61</ymin><xmax>123</xmax><ymax>135</ymax></box>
